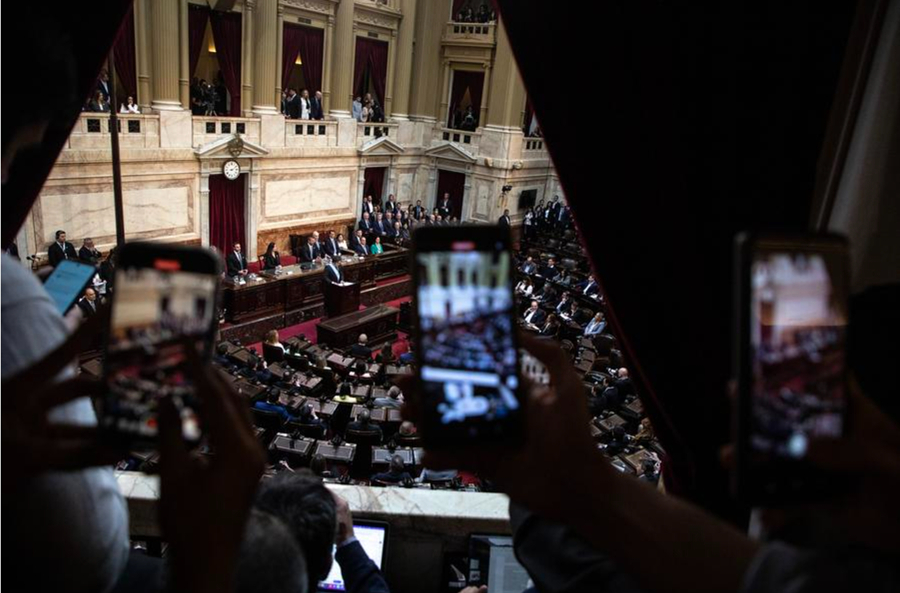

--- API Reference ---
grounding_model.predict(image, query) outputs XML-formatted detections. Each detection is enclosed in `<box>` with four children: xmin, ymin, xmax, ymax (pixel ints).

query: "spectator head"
<box><xmin>443</xmin><ymin>192</ymin><xmax>450</xmax><ymax>200</ymax></box>
<box><xmin>399</xmin><ymin>421</ymin><xmax>415</xmax><ymax>436</ymax></box>
<box><xmin>416</xmin><ymin>199</ymin><xmax>422</xmax><ymax>205</ymax></box>
<box><xmin>84</xmin><ymin>287</ymin><xmax>96</xmax><ymax>302</ymax></box>
<box><xmin>265</xmin><ymin>329</ymin><xmax>280</xmax><ymax>345</ymax></box>
<box><xmin>376</xmin><ymin>212</ymin><xmax>383</xmax><ymax>220</ymax></box>
<box><xmin>301</xmin><ymin>89</ymin><xmax>309</xmax><ymax>98</ymax></box>
<box><xmin>337</xmin><ymin>233</ymin><xmax>344</xmax><ymax>242</ymax></box>
<box><xmin>504</xmin><ymin>209</ymin><xmax>510</xmax><ymax>216</ymax></box>
<box><xmin>254</xmin><ymin>470</ymin><xmax>337</xmax><ymax>589</ymax></box>
<box><xmin>363</xmin><ymin>211</ymin><xmax>370</xmax><ymax>220</ymax></box>
<box><xmin>315</xmin><ymin>90</ymin><xmax>323</xmax><ymax>100</ymax></box>
<box><xmin>357</xmin><ymin>409</ymin><xmax>371</xmax><ymax>424</ymax></box>
<box><xmin>328</xmin><ymin>230</ymin><xmax>335</xmax><ymax>239</ymax></box>
<box><xmin>235</xmin><ymin>509</ymin><xmax>309</xmax><ymax>593</ymax></box>
<box><xmin>312</xmin><ymin>231</ymin><xmax>320</xmax><ymax>241</ymax></box>
<box><xmin>83</xmin><ymin>237</ymin><xmax>94</xmax><ymax>248</ymax></box>
<box><xmin>548</xmin><ymin>258</ymin><xmax>556</xmax><ymax>266</ymax></box>
<box><xmin>360</xmin><ymin>237</ymin><xmax>367</xmax><ymax>246</ymax></box>
<box><xmin>216</xmin><ymin>342</ymin><xmax>229</xmax><ymax>357</ymax></box>
<box><xmin>266</xmin><ymin>242</ymin><xmax>276</xmax><ymax>255</ymax></box>
<box><xmin>310</xmin><ymin>453</ymin><xmax>327</xmax><ymax>476</ymax></box>
<box><xmin>315</xmin><ymin>356</ymin><xmax>327</xmax><ymax>370</ymax></box>
<box><xmin>94</xmin><ymin>90</ymin><xmax>104</xmax><ymax>103</ymax></box>
<box><xmin>354</xmin><ymin>95</ymin><xmax>361</xmax><ymax>103</ymax></box>
<box><xmin>267</xmin><ymin>388</ymin><xmax>281</xmax><ymax>404</ymax></box>
<box><xmin>298</xmin><ymin>403</ymin><xmax>314</xmax><ymax>422</ymax></box>
<box><xmin>387</xmin><ymin>385</ymin><xmax>402</xmax><ymax>400</ymax></box>
<box><xmin>594</xmin><ymin>312</ymin><xmax>605</xmax><ymax>322</ymax></box>
<box><xmin>530</xmin><ymin>300</ymin><xmax>539</xmax><ymax>311</ymax></box>
<box><xmin>435</xmin><ymin>215</ymin><xmax>443</xmax><ymax>223</ymax></box>
<box><xmin>390</xmin><ymin>454</ymin><xmax>405</xmax><ymax>474</ymax></box>
<box><xmin>353</xmin><ymin>359</ymin><xmax>367</xmax><ymax>376</ymax></box>
<box><xmin>641</xmin><ymin>457</ymin><xmax>657</xmax><ymax>476</ymax></box>
<box><xmin>358</xmin><ymin>334</ymin><xmax>368</xmax><ymax>345</ymax></box>
<box><xmin>375</xmin><ymin>237</ymin><xmax>381</xmax><ymax>245</ymax></box>
<box><xmin>55</xmin><ymin>230</ymin><xmax>67</xmax><ymax>243</ymax></box>
<box><xmin>394</xmin><ymin>221</ymin><xmax>401</xmax><ymax>230</ymax></box>
<box><xmin>234</xmin><ymin>242</ymin><xmax>242</xmax><ymax>253</ymax></box>
<box><xmin>611</xmin><ymin>425</ymin><xmax>627</xmax><ymax>441</ymax></box>
<box><xmin>618</xmin><ymin>367</ymin><xmax>629</xmax><ymax>378</ymax></box>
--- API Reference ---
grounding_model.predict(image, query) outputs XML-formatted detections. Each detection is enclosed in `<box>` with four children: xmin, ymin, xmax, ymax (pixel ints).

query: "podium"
<box><xmin>324</xmin><ymin>280</ymin><xmax>360</xmax><ymax>317</ymax></box>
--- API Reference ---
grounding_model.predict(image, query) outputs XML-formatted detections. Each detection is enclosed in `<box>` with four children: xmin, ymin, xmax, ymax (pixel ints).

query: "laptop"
<box><xmin>318</xmin><ymin>520</ymin><xmax>389</xmax><ymax>591</ymax></box>
<box><xmin>468</xmin><ymin>534</ymin><xmax>530</xmax><ymax>593</ymax></box>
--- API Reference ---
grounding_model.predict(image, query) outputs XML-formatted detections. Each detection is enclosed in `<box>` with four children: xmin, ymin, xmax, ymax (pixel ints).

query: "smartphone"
<box><xmin>100</xmin><ymin>243</ymin><xmax>221</xmax><ymax>445</ymax></box>
<box><xmin>412</xmin><ymin>225</ymin><xmax>525</xmax><ymax>448</ymax></box>
<box><xmin>733</xmin><ymin>233</ymin><xmax>849</xmax><ymax>504</ymax></box>
<box><xmin>44</xmin><ymin>259</ymin><xmax>98</xmax><ymax>314</ymax></box>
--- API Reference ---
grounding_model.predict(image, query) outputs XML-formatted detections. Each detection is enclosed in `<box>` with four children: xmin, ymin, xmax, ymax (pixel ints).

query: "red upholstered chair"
<box><xmin>281</xmin><ymin>255</ymin><xmax>297</xmax><ymax>266</ymax></box>
<box><xmin>247</xmin><ymin>259</ymin><xmax>261</xmax><ymax>274</ymax></box>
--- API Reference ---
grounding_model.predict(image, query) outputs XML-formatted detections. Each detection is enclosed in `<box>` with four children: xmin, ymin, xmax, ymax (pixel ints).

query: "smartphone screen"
<box><xmin>413</xmin><ymin>226</ymin><xmax>524</xmax><ymax>446</ymax></box>
<box><xmin>739</xmin><ymin>236</ymin><xmax>849</xmax><ymax>500</ymax></box>
<box><xmin>102</xmin><ymin>244</ymin><xmax>220</xmax><ymax>442</ymax></box>
<box><xmin>44</xmin><ymin>259</ymin><xmax>98</xmax><ymax>314</ymax></box>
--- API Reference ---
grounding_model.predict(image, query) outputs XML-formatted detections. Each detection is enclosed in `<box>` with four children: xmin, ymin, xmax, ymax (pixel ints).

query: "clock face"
<box><xmin>223</xmin><ymin>160</ymin><xmax>241</xmax><ymax>180</ymax></box>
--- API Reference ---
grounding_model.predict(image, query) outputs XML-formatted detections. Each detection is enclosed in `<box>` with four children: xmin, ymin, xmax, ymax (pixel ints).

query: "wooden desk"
<box><xmin>316</xmin><ymin>305</ymin><xmax>399</xmax><ymax>349</ymax></box>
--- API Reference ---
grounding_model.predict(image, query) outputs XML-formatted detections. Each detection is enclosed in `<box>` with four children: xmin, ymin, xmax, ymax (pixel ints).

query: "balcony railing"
<box><xmin>523</xmin><ymin>137</ymin><xmax>546</xmax><ymax>153</ymax></box>
<box><xmin>443</xmin><ymin>21</ymin><xmax>496</xmax><ymax>45</ymax></box>
<box><xmin>192</xmin><ymin>116</ymin><xmax>260</xmax><ymax>146</ymax></box>
<box><xmin>67</xmin><ymin>113</ymin><xmax>160</xmax><ymax>149</ymax></box>
<box><xmin>438</xmin><ymin>127</ymin><xmax>481</xmax><ymax>152</ymax></box>
<box><xmin>285</xmin><ymin>119</ymin><xmax>338</xmax><ymax>147</ymax></box>
<box><xmin>357</xmin><ymin>122</ymin><xmax>399</xmax><ymax>148</ymax></box>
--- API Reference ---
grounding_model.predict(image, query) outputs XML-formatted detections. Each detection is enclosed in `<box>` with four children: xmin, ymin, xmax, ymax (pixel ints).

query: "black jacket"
<box><xmin>48</xmin><ymin>241</ymin><xmax>78</xmax><ymax>267</ymax></box>
<box><xmin>226</xmin><ymin>251</ymin><xmax>248</xmax><ymax>277</ymax></box>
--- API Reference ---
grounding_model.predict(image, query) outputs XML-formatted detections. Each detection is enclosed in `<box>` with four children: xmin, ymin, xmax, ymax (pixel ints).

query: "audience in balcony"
<box><xmin>284</xmin><ymin>88</ymin><xmax>300</xmax><ymax>119</ymax></box>
<box><xmin>352</xmin><ymin>95</ymin><xmax>363</xmax><ymax>121</ymax></box>
<box><xmin>311</xmin><ymin>90</ymin><xmax>324</xmax><ymax>120</ymax></box>
<box><xmin>119</xmin><ymin>96</ymin><xmax>140</xmax><ymax>114</ymax></box>
<box><xmin>88</xmin><ymin>90</ymin><xmax>110</xmax><ymax>113</ymax></box>
<box><xmin>300</xmin><ymin>89</ymin><xmax>311</xmax><ymax>119</ymax></box>
<box><xmin>455</xmin><ymin>2</ymin><xmax>495</xmax><ymax>23</ymax></box>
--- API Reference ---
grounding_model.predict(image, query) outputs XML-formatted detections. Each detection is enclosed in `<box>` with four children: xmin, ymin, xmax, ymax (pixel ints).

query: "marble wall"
<box><xmin>261</xmin><ymin>173</ymin><xmax>355</xmax><ymax>223</ymax></box>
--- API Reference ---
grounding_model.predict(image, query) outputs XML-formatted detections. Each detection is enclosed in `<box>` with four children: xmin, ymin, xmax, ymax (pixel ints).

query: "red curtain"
<box><xmin>282</xmin><ymin>24</ymin><xmax>324</xmax><ymax>94</ymax></box>
<box><xmin>448</xmin><ymin>70</ymin><xmax>484</xmax><ymax>128</ymax></box>
<box><xmin>209</xmin><ymin>10</ymin><xmax>242</xmax><ymax>116</ymax></box>
<box><xmin>188</xmin><ymin>5</ymin><xmax>209</xmax><ymax>80</ymax></box>
<box><xmin>112</xmin><ymin>5</ymin><xmax>137</xmax><ymax>103</ymax></box>
<box><xmin>363</xmin><ymin>167</ymin><xmax>386</xmax><ymax>203</ymax></box>
<box><xmin>436</xmin><ymin>170</ymin><xmax>466</xmax><ymax>220</ymax></box>
<box><xmin>209</xmin><ymin>174</ymin><xmax>246</xmax><ymax>254</ymax></box>
<box><xmin>353</xmin><ymin>37</ymin><xmax>389</xmax><ymax>106</ymax></box>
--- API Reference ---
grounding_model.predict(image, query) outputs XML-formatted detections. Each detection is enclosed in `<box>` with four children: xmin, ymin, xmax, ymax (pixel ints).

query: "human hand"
<box><xmin>158</xmin><ymin>360</ymin><xmax>266</xmax><ymax>593</ymax></box>
<box><xmin>398</xmin><ymin>333</ymin><xmax>610</xmax><ymax>521</ymax></box>
<box><xmin>331</xmin><ymin>491</ymin><xmax>355</xmax><ymax>544</ymax></box>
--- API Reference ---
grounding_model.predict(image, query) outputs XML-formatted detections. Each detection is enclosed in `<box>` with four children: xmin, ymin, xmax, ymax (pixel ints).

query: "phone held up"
<box><xmin>99</xmin><ymin>243</ymin><xmax>221</xmax><ymax>447</ymax></box>
<box><xmin>733</xmin><ymin>232</ymin><xmax>849</xmax><ymax>505</ymax></box>
<box><xmin>411</xmin><ymin>225</ymin><xmax>525</xmax><ymax>449</ymax></box>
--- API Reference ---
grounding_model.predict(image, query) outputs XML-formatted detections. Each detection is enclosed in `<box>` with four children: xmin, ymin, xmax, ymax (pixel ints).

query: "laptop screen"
<box><xmin>318</xmin><ymin>521</ymin><xmax>388</xmax><ymax>591</ymax></box>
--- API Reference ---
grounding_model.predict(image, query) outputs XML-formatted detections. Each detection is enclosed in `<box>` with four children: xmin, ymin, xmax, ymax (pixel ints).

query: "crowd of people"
<box><xmin>282</xmin><ymin>88</ymin><xmax>325</xmax><ymax>120</ymax></box>
<box><xmin>352</xmin><ymin>93</ymin><xmax>385</xmax><ymax>123</ymax></box>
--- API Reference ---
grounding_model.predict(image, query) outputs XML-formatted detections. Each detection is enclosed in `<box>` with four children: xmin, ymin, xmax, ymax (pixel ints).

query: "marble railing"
<box><xmin>285</xmin><ymin>119</ymin><xmax>338</xmax><ymax>148</ymax></box>
<box><xmin>523</xmin><ymin>136</ymin><xmax>548</xmax><ymax>159</ymax></box>
<box><xmin>357</xmin><ymin>122</ymin><xmax>400</xmax><ymax>147</ymax></box>
<box><xmin>68</xmin><ymin>112</ymin><xmax>160</xmax><ymax>150</ymax></box>
<box><xmin>192</xmin><ymin>115</ymin><xmax>261</xmax><ymax>146</ymax></box>
<box><xmin>438</xmin><ymin>127</ymin><xmax>481</xmax><ymax>152</ymax></box>
<box><xmin>443</xmin><ymin>21</ymin><xmax>497</xmax><ymax>45</ymax></box>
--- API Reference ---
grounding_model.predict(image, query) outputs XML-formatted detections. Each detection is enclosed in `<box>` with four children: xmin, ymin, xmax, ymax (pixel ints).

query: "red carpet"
<box><xmin>247</xmin><ymin>296</ymin><xmax>412</xmax><ymax>356</ymax></box>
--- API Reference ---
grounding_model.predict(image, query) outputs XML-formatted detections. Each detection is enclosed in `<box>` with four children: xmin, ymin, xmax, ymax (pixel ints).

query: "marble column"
<box><xmin>275</xmin><ymin>5</ymin><xmax>285</xmax><ymax>109</ymax></box>
<box><xmin>135</xmin><ymin>0</ymin><xmax>152</xmax><ymax>112</ymax></box>
<box><xmin>408</xmin><ymin>0</ymin><xmax>449</xmax><ymax>122</ymax></box>
<box><xmin>438</xmin><ymin>60</ymin><xmax>451</xmax><ymax>127</ymax></box>
<box><xmin>485</xmin><ymin>24</ymin><xmax>526</xmax><ymax>129</ymax></box>
<box><xmin>329</xmin><ymin>0</ymin><xmax>355</xmax><ymax>118</ymax></box>
<box><xmin>150</xmin><ymin>0</ymin><xmax>182</xmax><ymax>111</ymax></box>
<box><xmin>322</xmin><ymin>15</ymin><xmax>335</xmax><ymax>113</ymax></box>
<box><xmin>242</xmin><ymin>0</ymin><xmax>256</xmax><ymax>117</ymax></box>
<box><xmin>179</xmin><ymin>0</ymin><xmax>190</xmax><ymax>108</ymax></box>
<box><xmin>252</xmin><ymin>0</ymin><xmax>279</xmax><ymax>115</ymax></box>
<box><xmin>384</xmin><ymin>30</ymin><xmax>398</xmax><ymax>117</ymax></box>
<box><xmin>390</xmin><ymin>0</ymin><xmax>416</xmax><ymax>120</ymax></box>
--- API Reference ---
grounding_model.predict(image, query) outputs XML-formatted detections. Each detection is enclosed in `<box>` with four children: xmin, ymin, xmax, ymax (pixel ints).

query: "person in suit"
<box><xmin>384</xmin><ymin>194</ymin><xmax>397</xmax><ymax>214</ymax></box>
<box><xmin>540</xmin><ymin>313</ymin><xmax>561</xmax><ymax>338</ymax></box>
<box><xmin>539</xmin><ymin>258</ymin><xmax>560</xmax><ymax>279</ymax></box>
<box><xmin>372</xmin><ymin>213</ymin><xmax>386</xmax><ymax>237</ymax></box>
<box><xmin>584</xmin><ymin>312</ymin><xmax>607</xmax><ymax>336</ymax></box>
<box><xmin>383</xmin><ymin>212</ymin><xmax>396</xmax><ymax>236</ymax></box>
<box><xmin>322</xmin><ymin>230</ymin><xmax>341</xmax><ymax>258</ymax></box>
<box><xmin>226</xmin><ymin>242</ymin><xmax>249</xmax><ymax>277</ymax></box>
<box><xmin>437</xmin><ymin>193</ymin><xmax>452</xmax><ymax>219</ymax></box>
<box><xmin>78</xmin><ymin>237</ymin><xmax>102</xmax><ymax>264</ymax></box>
<box><xmin>393</xmin><ymin>222</ymin><xmax>407</xmax><ymax>243</ymax></box>
<box><xmin>520</xmin><ymin>256</ymin><xmax>538</xmax><ymax>275</ymax></box>
<box><xmin>613</xmin><ymin>367</ymin><xmax>636</xmax><ymax>398</ymax></box>
<box><xmin>358</xmin><ymin>212</ymin><xmax>373</xmax><ymax>234</ymax></box>
<box><xmin>349</xmin><ymin>334</ymin><xmax>372</xmax><ymax>359</ymax></box>
<box><xmin>347</xmin><ymin>409</ymin><xmax>382</xmax><ymax>438</ymax></box>
<box><xmin>554</xmin><ymin>292</ymin><xmax>572</xmax><ymax>315</ymax></box>
<box><xmin>253</xmin><ymin>388</ymin><xmax>295</xmax><ymax>422</ymax></box>
<box><xmin>310</xmin><ymin>90</ymin><xmax>324</xmax><ymax>120</ymax></box>
<box><xmin>76</xmin><ymin>287</ymin><xmax>98</xmax><ymax>318</ymax></box>
<box><xmin>523</xmin><ymin>300</ymin><xmax>546</xmax><ymax>327</ymax></box>
<box><xmin>324</xmin><ymin>258</ymin><xmax>343</xmax><ymax>283</ymax></box>
<box><xmin>578</xmin><ymin>275</ymin><xmax>600</xmax><ymax>297</ymax></box>
<box><xmin>263</xmin><ymin>242</ymin><xmax>281</xmax><ymax>270</ymax></box>
<box><xmin>373</xmin><ymin>385</ymin><xmax>403</xmax><ymax>410</ymax></box>
<box><xmin>370</xmin><ymin>236</ymin><xmax>384</xmax><ymax>255</ymax></box>
<box><xmin>284</xmin><ymin>88</ymin><xmax>300</xmax><ymax>119</ymax></box>
<box><xmin>96</xmin><ymin>69</ymin><xmax>111</xmax><ymax>102</ymax></box>
<box><xmin>372</xmin><ymin>454</ymin><xmax>412</xmax><ymax>484</ymax></box>
<box><xmin>413</xmin><ymin>200</ymin><xmax>425</xmax><ymax>220</ymax></box>
<box><xmin>299</xmin><ymin>235</ymin><xmax>321</xmax><ymax>263</ymax></box>
<box><xmin>362</xmin><ymin>195</ymin><xmax>375</xmax><ymax>216</ymax></box>
<box><xmin>498</xmin><ymin>209</ymin><xmax>512</xmax><ymax>228</ymax></box>
<box><xmin>352</xmin><ymin>236</ymin><xmax>368</xmax><ymax>256</ymax></box>
<box><xmin>48</xmin><ymin>230</ymin><xmax>78</xmax><ymax>267</ymax></box>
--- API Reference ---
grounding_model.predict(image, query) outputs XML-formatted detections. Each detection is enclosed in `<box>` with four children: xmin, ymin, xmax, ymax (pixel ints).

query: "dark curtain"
<box><xmin>209</xmin><ymin>10</ymin><xmax>242</xmax><ymax>116</ymax></box>
<box><xmin>448</xmin><ymin>70</ymin><xmax>484</xmax><ymax>128</ymax></box>
<box><xmin>209</xmin><ymin>174</ymin><xmax>246</xmax><ymax>254</ymax></box>
<box><xmin>353</xmin><ymin>37</ymin><xmax>388</xmax><ymax>105</ymax></box>
<box><xmin>436</xmin><ymin>170</ymin><xmax>466</xmax><ymax>220</ymax></box>
<box><xmin>495</xmin><ymin>0</ymin><xmax>858</xmax><ymax>516</ymax></box>
<box><xmin>282</xmin><ymin>24</ymin><xmax>324</xmax><ymax>93</ymax></box>
<box><xmin>363</xmin><ymin>167</ymin><xmax>386</xmax><ymax>203</ymax></box>
<box><xmin>188</xmin><ymin>5</ymin><xmax>209</xmax><ymax>80</ymax></box>
<box><xmin>112</xmin><ymin>5</ymin><xmax>137</xmax><ymax>102</ymax></box>
<box><xmin>452</xmin><ymin>0</ymin><xmax>466</xmax><ymax>16</ymax></box>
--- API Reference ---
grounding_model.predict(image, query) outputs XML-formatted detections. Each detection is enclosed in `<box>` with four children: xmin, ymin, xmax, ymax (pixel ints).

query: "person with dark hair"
<box><xmin>296</xmin><ymin>403</ymin><xmax>326</xmax><ymax>434</ymax></box>
<box><xmin>372</xmin><ymin>454</ymin><xmax>412</xmax><ymax>484</ymax></box>
<box><xmin>253</xmin><ymin>388</ymin><xmax>295</xmax><ymax>422</ymax></box>
<box><xmin>309</xmin><ymin>453</ymin><xmax>333</xmax><ymax>478</ymax></box>
<box><xmin>47</xmin><ymin>230</ymin><xmax>78</xmax><ymax>267</ymax></box>
<box><xmin>263</xmin><ymin>242</ymin><xmax>281</xmax><ymax>270</ymax></box>
<box><xmin>227</xmin><ymin>242</ymin><xmax>249</xmax><ymax>278</ymax></box>
<box><xmin>214</xmin><ymin>342</ymin><xmax>232</xmax><ymax>367</ymax></box>
<box><xmin>88</xmin><ymin>89</ymin><xmax>110</xmax><ymax>112</ymax></box>
<box><xmin>375</xmin><ymin>343</ymin><xmax>395</xmax><ymax>364</ymax></box>
<box><xmin>235</xmin><ymin>509</ymin><xmax>309</xmax><ymax>593</ymax></box>
<box><xmin>347</xmin><ymin>409</ymin><xmax>382</xmax><ymax>439</ymax></box>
